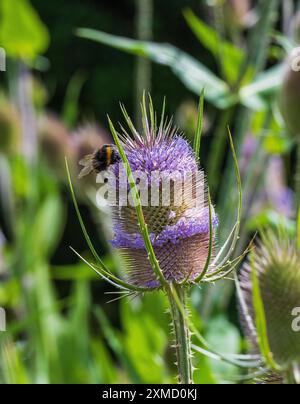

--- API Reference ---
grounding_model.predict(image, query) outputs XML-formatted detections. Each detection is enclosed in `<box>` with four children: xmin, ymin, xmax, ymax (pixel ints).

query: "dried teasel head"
<box><xmin>38</xmin><ymin>114</ymin><xmax>74</xmax><ymax>175</ymax></box>
<box><xmin>73</xmin><ymin>124</ymin><xmax>111</xmax><ymax>163</ymax></box>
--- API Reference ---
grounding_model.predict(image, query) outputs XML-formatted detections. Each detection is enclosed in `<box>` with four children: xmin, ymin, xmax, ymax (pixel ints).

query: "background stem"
<box><xmin>167</xmin><ymin>285</ymin><xmax>192</xmax><ymax>384</ymax></box>
<box><xmin>135</xmin><ymin>0</ymin><xmax>153</xmax><ymax>128</ymax></box>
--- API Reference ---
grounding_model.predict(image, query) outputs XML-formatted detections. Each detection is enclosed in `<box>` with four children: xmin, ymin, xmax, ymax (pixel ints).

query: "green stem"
<box><xmin>208</xmin><ymin>107</ymin><xmax>234</xmax><ymax>195</ymax></box>
<box><xmin>135</xmin><ymin>0</ymin><xmax>153</xmax><ymax>128</ymax></box>
<box><xmin>167</xmin><ymin>285</ymin><xmax>192</xmax><ymax>384</ymax></box>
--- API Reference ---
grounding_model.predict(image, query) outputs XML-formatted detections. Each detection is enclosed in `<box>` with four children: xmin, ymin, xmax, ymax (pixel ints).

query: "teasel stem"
<box><xmin>167</xmin><ymin>285</ymin><xmax>193</xmax><ymax>384</ymax></box>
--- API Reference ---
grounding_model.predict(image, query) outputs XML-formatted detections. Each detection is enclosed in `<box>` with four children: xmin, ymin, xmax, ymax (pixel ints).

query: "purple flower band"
<box><xmin>111</xmin><ymin>210</ymin><xmax>218</xmax><ymax>249</ymax></box>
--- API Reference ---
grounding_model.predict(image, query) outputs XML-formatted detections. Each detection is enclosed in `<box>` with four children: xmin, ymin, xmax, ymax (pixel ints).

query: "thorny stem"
<box><xmin>167</xmin><ymin>285</ymin><xmax>193</xmax><ymax>384</ymax></box>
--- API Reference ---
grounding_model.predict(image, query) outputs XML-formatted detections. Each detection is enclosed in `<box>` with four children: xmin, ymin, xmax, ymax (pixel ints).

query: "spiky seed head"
<box><xmin>38</xmin><ymin>114</ymin><xmax>75</xmax><ymax>175</ymax></box>
<box><xmin>224</xmin><ymin>0</ymin><xmax>250</xmax><ymax>28</ymax></box>
<box><xmin>240</xmin><ymin>231</ymin><xmax>300</xmax><ymax>368</ymax></box>
<box><xmin>108</xmin><ymin>100</ymin><xmax>218</xmax><ymax>289</ymax></box>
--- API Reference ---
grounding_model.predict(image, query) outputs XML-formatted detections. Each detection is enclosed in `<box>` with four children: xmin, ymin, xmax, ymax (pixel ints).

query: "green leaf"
<box><xmin>183</xmin><ymin>8</ymin><xmax>245</xmax><ymax>84</ymax></box>
<box><xmin>251</xmin><ymin>258</ymin><xmax>280</xmax><ymax>371</ymax></box>
<box><xmin>0</xmin><ymin>338</ymin><xmax>30</xmax><ymax>384</ymax></box>
<box><xmin>246</xmin><ymin>210</ymin><xmax>296</xmax><ymax>236</ymax></box>
<box><xmin>77</xmin><ymin>28</ymin><xmax>236</xmax><ymax>109</ymax></box>
<box><xmin>0</xmin><ymin>0</ymin><xmax>49</xmax><ymax>60</ymax></box>
<box><xmin>240</xmin><ymin>64</ymin><xmax>285</xmax><ymax>111</ymax></box>
<box><xmin>62</xmin><ymin>71</ymin><xmax>86</xmax><ymax>128</ymax></box>
<box><xmin>205</xmin><ymin>316</ymin><xmax>241</xmax><ymax>383</ymax></box>
<box><xmin>32</xmin><ymin>195</ymin><xmax>65</xmax><ymax>257</ymax></box>
<box><xmin>263</xmin><ymin>132</ymin><xmax>292</xmax><ymax>154</ymax></box>
<box><xmin>94</xmin><ymin>307</ymin><xmax>143</xmax><ymax>384</ymax></box>
<box><xmin>120</xmin><ymin>296</ymin><xmax>170</xmax><ymax>383</ymax></box>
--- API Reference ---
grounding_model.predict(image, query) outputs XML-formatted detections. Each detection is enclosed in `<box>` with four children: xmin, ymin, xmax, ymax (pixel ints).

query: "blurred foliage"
<box><xmin>0</xmin><ymin>0</ymin><xmax>49</xmax><ymax>61</ymax></box>
<box><xmin>0</xmin><ymin>0</ymin><xmax>299</xmax><ymax>385</ymax></box>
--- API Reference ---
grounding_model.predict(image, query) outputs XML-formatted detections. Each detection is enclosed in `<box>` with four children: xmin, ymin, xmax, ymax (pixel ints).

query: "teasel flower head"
<box><xmin>239</xmin><ymin>230</ymin><xmax>300</xmax><ymax>381</ymax></box>
<box><xmin>100</xmin><ymin>96</ymin><xmax>247</xmax><ymax>292</ymax></box>
<box><xmin>108</xmin><ymin>119</ymin><xmax>217</xmax><ymax>288</ymax></box>
<box><xmin>70</xmin><ymin>95</ymin><xmax>245</xmax><ymax>296</ymax></box>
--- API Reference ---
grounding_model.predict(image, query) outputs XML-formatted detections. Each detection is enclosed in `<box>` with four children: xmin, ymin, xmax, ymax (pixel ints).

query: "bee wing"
<box><xmin>78</xmin><ymin>154</ymin><xmax>94</xmax><ymax>178</ymax></box>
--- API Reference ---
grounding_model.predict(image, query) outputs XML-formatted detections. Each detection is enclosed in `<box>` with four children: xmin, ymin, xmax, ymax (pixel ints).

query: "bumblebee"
<box><xmin>79</xmin><ymin>144</ymin><xmax>121</xmax><ymax>178</ymax></box>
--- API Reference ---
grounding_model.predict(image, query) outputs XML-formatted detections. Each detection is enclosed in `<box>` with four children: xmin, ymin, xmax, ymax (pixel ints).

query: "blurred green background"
<box><xmin>0</xmin><ymin>0</ymin><xmax>299</xmax><ymax>384</ymax></box>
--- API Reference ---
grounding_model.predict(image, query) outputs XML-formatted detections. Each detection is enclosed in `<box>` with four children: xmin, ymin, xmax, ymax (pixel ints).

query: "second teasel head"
<box><xmin>239</xmin><ymin>230</ymin><xmax>300</xmax><ymax>371</ymax></box>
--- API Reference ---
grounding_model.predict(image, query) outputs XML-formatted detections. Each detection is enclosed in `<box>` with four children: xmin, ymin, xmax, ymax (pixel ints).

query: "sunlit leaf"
<box><xmin>0</xmin><ymin>0</ymin><xmax>49</xmax><ymax>60</ymax></box>
<box><xmin>77</xmin><ymin>28</ymin><xmax>236</xmax><ymax>109</ymax></box>
<box><xmin>183</xmin><ymin>8</ymin><xmax>245</xmax><ymax>84</ymax></box>
<box><xmin>240</xmin><ymin>64</ymin><xmax>285</xmax><ymax>110</ymax></box>
<box><xmin>246</xmin><ymin>210</ymin><xmax>296</xmax><ymax>236</ymax></box>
